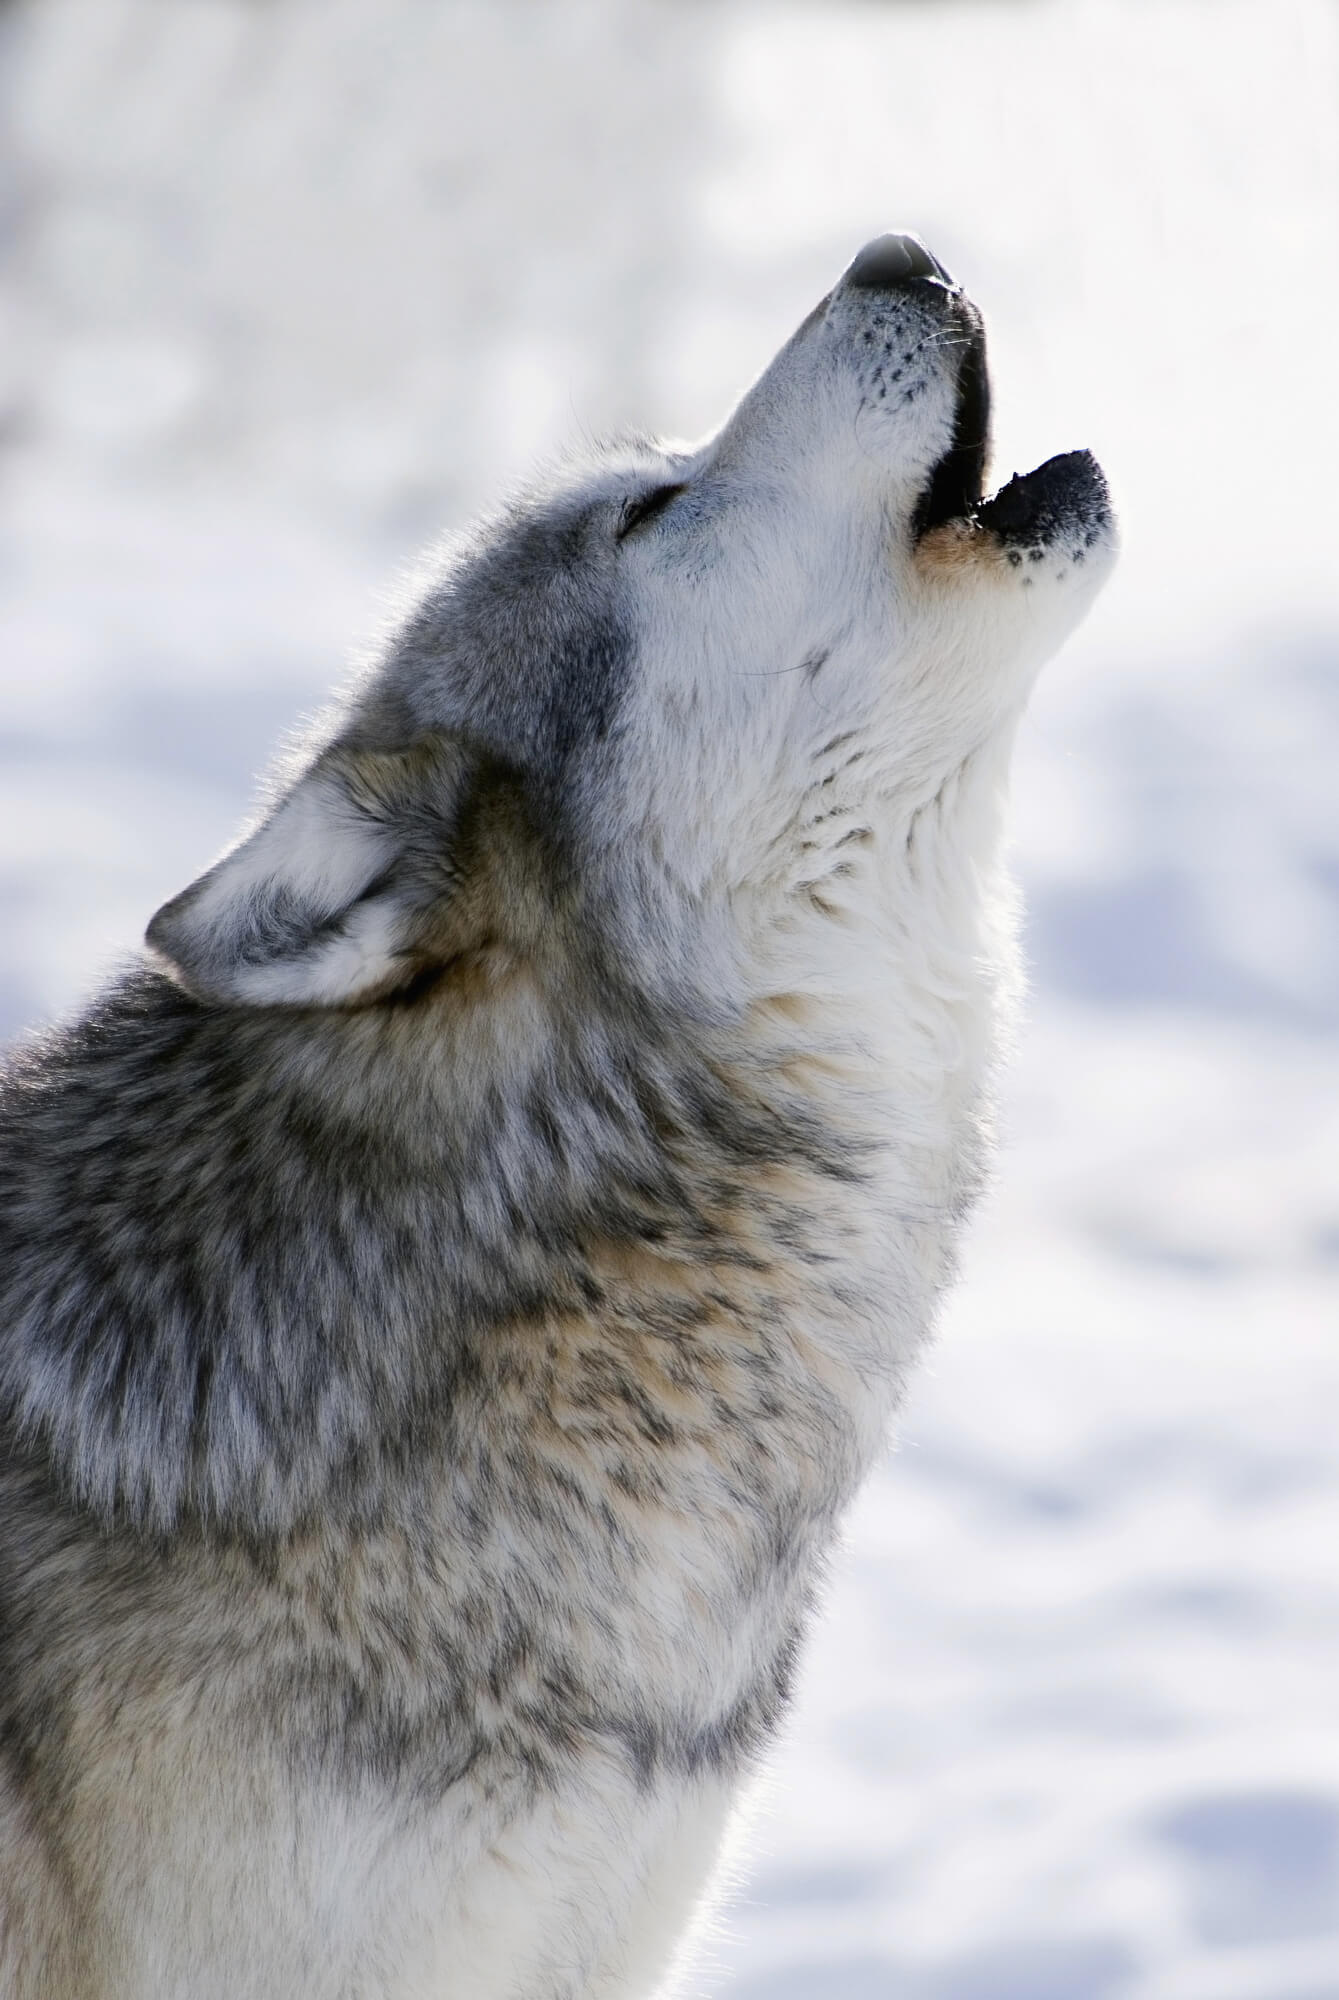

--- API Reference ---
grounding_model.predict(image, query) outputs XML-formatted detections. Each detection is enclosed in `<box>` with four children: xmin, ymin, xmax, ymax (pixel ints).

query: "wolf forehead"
<box><xmin>379</xmin><ymin>457</ymin><xmax>654</xmax><ymax>771</ymax></box>
<box><xmin>370</xmin><ymin>407</ymin><xmax>823</xmax><ymax>774</ymax></box>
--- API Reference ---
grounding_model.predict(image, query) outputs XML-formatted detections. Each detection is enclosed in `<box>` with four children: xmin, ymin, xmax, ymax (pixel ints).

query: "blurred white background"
<box><xmin>1</xmin><ymin>2</ymin><xmax>1336</xmax><ymax>1995</ymax></box>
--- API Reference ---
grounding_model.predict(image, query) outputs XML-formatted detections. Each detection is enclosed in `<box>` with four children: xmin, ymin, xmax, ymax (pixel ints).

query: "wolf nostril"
<box><xmin>844</xmin><ymin>233</ymin><xmax>950</xmax><ymax>291</ymax></box>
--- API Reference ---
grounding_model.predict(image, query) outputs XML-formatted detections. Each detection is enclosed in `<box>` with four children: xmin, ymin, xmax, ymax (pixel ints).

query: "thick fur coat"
<box><xmin>0</xmin><ymin>234</ymin><xmax>1114</xmax><ymax>1998</ymax></box>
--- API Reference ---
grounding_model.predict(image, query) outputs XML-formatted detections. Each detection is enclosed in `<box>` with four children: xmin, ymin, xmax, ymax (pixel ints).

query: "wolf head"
<box><xmin>148</xmin><ymin>235</ymin><xmax>1115</xmax><ymax>1018</ymax></box>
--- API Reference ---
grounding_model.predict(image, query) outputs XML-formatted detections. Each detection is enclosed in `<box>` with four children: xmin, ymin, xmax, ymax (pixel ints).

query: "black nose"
<box><xmin>844</xmin><ymin>233</ymin><xmax>950</xmax><ymax>290</ymax></box>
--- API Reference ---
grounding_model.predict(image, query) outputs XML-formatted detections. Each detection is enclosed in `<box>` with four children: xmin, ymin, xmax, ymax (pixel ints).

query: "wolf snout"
<box><xmin>843</xmin><ymin>232</ymin><xmax>953</xmax><ymax>292</ymax></box>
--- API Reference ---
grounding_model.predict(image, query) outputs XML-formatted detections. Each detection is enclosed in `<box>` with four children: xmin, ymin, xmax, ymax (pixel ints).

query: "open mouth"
<box><xmin>910</xmin><ymin>303</ymin><xmax>1110</xmax><ymax>551</ymax></box>
<box><xmin>910</xmin><ymin>306</ymin><xmax>992</xmax><ymax>541</ymax></box>
<box><xmin>837</xmin><ymin>233</ymin><xmax>1111</xmax><ymax>554</ymax></box>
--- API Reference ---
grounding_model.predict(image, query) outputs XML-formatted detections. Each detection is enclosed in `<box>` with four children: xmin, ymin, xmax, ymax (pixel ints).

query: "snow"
<box><xmin>2</xmin><ymin>1</ymin><xmax>1336</xmax><ymax>1994</ymax></box>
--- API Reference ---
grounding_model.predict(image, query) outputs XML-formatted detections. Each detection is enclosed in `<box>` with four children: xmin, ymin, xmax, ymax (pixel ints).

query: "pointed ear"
<box><xmin>146</xmin><ymin>736</ymin><xmax>480</xmax><ymax>1007</ymax></box>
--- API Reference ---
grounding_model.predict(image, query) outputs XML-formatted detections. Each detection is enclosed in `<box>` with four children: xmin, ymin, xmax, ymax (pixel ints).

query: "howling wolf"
<box><xmin>0</xmin><ymin>234</ymin><xmax>1114</xmax><ymax>1998</ymax></box>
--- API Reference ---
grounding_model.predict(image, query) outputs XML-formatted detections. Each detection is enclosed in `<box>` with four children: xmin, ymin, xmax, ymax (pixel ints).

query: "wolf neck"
<box><xmin>0</xmin><ymin>744</ymin><xmax>1011</xmax><ymax>1540</ymax></box>
<box><xmin>732</xmin><ymin>728</ymin><xmax>1018</xmax><ymax>1133</ymax></box>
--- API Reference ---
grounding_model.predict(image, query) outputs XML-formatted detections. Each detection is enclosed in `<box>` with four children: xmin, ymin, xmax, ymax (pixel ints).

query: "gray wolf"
<box><xmin>0</xmin><ymin>233</ymin><xmax>1114</xmax><ymax>1998</ymax></box>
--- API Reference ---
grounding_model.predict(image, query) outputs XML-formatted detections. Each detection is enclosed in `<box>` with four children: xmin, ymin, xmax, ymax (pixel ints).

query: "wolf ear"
<box><xmin>146</xmin><ymin>737</ymin><xmax>479</xmax><ymax>1008</ymax></box>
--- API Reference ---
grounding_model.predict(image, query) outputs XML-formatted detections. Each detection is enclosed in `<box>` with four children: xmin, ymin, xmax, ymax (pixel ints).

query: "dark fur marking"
<box><xmin>616</xmin><ymin>483</ymin><xmax>687</xmax><ymax>542</ymax></box>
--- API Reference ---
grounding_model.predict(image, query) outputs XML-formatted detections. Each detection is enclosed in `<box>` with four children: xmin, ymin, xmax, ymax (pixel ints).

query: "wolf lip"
<box><xmin>909</xmin><ymin>296</ymin><xmax>1111</xmax><ymax>552</ymax></box>
<box><xmin>975</xmin><ymin>449</ymin><xmax>1112</xmax><ymax>545</ymax></box>
<box><xmin>911</xmin><ymin>309</ymin><xmax>991</xmax><ymax>540</ymax></box>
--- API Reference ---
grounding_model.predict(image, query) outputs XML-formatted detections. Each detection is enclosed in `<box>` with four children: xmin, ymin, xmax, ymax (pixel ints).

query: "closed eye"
<box><xmin>616</xmin><ymin>482</ymin><xmax>687</xmax><ymax>542</ymax></box>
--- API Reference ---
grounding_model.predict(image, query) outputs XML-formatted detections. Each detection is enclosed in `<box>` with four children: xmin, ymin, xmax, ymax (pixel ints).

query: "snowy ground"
<box><xmin>2</xmin><ymin>2</ymin><xmax>1337</xmax><ymax>1995</ymax></box>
